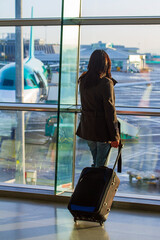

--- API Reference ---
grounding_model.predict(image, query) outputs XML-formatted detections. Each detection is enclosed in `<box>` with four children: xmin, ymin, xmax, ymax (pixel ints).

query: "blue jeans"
<box><xmin>87</xmin><ymin>141</ymin><xmax>111</xmax><ymax>167</ymax></box>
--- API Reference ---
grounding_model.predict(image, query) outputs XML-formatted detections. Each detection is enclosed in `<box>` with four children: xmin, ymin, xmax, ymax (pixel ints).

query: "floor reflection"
<box><xmin>70</xmin><ymin>221</ymin><xmax>110</xmax><ymax>240</ymax></box>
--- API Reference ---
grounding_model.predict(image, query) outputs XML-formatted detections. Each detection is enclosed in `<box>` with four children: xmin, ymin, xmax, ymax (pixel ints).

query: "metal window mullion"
<box><xmin>72</xmin><ymin>0</ymin><xmax>82</xmax><ymax>191</ymax></box>
<box><xmin>0</xmin><ymin>18</ymin><xmax>61</xmax><ymax>26</ymax></box>
<box><xmin>63</xmin><ymin>16</ymin><xmax>160</xmax><ymax>25</ymax></box>
<box><xmin>1</xmin><ymin>16</ymin><xmax>160</xmax><ymax>26</ymax></box>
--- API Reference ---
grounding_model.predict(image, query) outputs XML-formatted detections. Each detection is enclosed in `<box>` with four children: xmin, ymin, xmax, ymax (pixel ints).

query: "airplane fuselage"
<box><xmin>0</xmin><ymin>60</ymin><xmax>48</xmax><ymax>103</ymax></box>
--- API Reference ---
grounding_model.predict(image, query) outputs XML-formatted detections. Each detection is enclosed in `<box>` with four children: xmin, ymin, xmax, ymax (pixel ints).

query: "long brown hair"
<box><xmin>80</xmin><ymin>49</ymin><xmax>112</xmax><ymax>88</ymax></box>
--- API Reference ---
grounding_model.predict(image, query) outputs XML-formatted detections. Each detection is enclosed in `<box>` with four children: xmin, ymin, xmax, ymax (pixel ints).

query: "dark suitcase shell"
<box><xmin>68</xmin><ymin>144</ymin><xmax>123</xmax><ymax>225</ymax></box>
<box><xmin>68</xmin><ymin>167</ymin><xmax>120</xmax><ymax>225</ymax></box>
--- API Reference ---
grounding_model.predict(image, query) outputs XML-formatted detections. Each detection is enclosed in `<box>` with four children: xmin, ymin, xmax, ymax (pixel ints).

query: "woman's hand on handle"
<box><xmin>111</xmin><ymin>140</ymin><xmax>119</xmax><ymax>148</ymax></box>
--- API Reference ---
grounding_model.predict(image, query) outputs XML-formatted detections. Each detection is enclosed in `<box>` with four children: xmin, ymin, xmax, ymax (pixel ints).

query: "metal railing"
<box><xmin>0</xmin><ymin>103</ymin><xmax>160</xmax><ymax>116</ymax></box>
<box><xmin>0</xmin><ymin>16</ymin><xmax>160</xmax><ymax>26</ymax></box>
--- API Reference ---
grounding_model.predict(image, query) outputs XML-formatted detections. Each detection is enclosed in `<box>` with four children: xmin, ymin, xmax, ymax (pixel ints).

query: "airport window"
<box><xmin>0</xmin><ymin>1</ymin><xmax>15</xmax><ymax>19</ymax></box>
<box><xmin>0</xmin><ymin>0</ymin><xmax>61</xmax><ymax>19</ymax></box>
<box><xmin>0</xmin><ymin>110</ymin><xmax>57</xmax><ymax>188</ymax></box>
<box><xmin>22</xmin><ymin>0</ymin><xmax>61</xmax><ymax>18</ymax></box>
<box><xmin>0</xmin><ymin>0</ymin><xmax>160</xmax><ymax>203</ymax></box>
<box><xmin>80</xmin><ymin>25</ymin><xmax>160</xmax><ymax>108</ymax></box>
<box><xmin>81</xmin><ymin>0</ymin><xmax>160</xmax><ymax>17</ymax></box>
<box><xmin>75</xmin><ymin>113</ymin><xmax>160</xmax><ymax>198</ymax></box>
<box><xmin>0</xmin><ymin>24</ymin><xmax>60</xmax><ymax>103</ymax></box>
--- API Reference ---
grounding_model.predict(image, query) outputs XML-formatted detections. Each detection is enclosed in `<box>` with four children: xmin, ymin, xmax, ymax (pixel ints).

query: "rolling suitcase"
<box><xmin>68</xmin><ymin>144</ymin><xmax>123</xmax><ymax>226</ymax></box>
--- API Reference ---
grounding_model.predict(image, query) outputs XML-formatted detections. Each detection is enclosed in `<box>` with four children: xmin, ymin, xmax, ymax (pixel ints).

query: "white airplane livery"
<box><xmin>0</xmin><ymin>10</ymin><xmax>48</xmax><ymax>103</ymax></box>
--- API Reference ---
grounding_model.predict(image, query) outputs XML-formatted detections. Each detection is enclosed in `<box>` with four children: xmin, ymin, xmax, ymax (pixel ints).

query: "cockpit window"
<box><xmin>35</xmin><ymin>72</ymin><xmax>43</xmax><ymax>82</ymax></box>
<box><xmin>25</xmin><ymin>73</ymin><xmax>39</xmax><ymax>88</ymax></box>
<box><xmin>33</xmin><ymin>72</ymin><xmax>40</xmax><ymax>85</ymax></box>
<box><xmin>26</xmin><ymin>78</ymin><xmax>35</xmax><ymax>87</ymax></box>
<box><xmin>2</xmin><ymin>79</ymin><xmax>14</xmax><ymax>87</ymax></box>
<box><xmin>34</xmin><ymin>71</ymin><xmax>45</xmax><ymax>88</ymax></box>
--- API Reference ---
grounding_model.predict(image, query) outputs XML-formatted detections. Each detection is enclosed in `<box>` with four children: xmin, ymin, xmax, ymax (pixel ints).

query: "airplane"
<box><xmin>0</xmin><ymin>10</ymin><xmax>49</xmax><ymax>103</ymax></box>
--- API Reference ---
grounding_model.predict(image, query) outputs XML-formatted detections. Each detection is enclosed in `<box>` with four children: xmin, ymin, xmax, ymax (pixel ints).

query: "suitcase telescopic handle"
<box><xmin>113</xmin><ymin>143</ymin><xmax>124</xmax><ymax>172</ymax></box>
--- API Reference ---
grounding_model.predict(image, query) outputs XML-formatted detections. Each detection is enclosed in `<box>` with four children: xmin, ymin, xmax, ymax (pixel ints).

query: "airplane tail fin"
<box><xmin>29</xmin><ymin>7</ymin><xmax>34</xmax><ymax>59</ymax></box>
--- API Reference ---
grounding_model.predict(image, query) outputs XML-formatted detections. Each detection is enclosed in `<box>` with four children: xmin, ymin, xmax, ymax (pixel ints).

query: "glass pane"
<box><xmin>22</xmin><ymin>0</ymin><xmax>61</xmax><ymax>18</ymax></box>
<box><xmin>75</xmin><ymin>114</ymin><xmax>160</xmax><ymax>198</ymax></box>
<box><xmin>63</xmin><ymin>0</ymin><xmax>81</xmax><ymax>18</ymax></box>
<box><xmin>0</xmin><ymin>1</ymin><xmax>15</xmax><ymax>18</ymax></box>
<box><xmin>0</xmin><ymin>26</ymin><xmax>60</xmax><ymax>104</ymax></box>
<box><xmin>0</xmin><ymin>110</ymin><xmax>58</xmax><ymax>190</ymax></box>
<box><xmin>60</xmin><ymin>26</ymin><xmax>79</xmax><ymax>104</ymax></box>
<box><xmin>81</xmin><ymin>0</ymin><xmax>160</xmax><ymax>17</ymax></box>
<box><xmin>55</xmin><ymin>0</ymin><xmax>80</xmax><ymax>193</ymax></box>
<box><xmin>0</xmin><ymin>27</ymin><xmax>15</xmax><ymax>63</ymax></box>
<box><xmin>80</xmin><ymin>25</ymin><xmax>160</xmax><ymax>108</ymax></box>
<box><xmin>0</xmin><ymin>27</ymin><xmax>16</xmax><ymax>103</ymax></box>
<box><xmin>0</xmin><ymin>0</ymin><xmax>61</xmax><ymax>19</ymax></box>
<box><xmin>56</xmin><ymin>113</ymin><xmax>75</xmax><ymax>191</ymax></box>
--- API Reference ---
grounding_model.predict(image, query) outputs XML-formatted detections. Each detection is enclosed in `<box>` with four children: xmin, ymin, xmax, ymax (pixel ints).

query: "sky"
<box><xmin>0</xmin><ymin>0</ymin><xmax>160</xmax><ymax>54</ymax></box>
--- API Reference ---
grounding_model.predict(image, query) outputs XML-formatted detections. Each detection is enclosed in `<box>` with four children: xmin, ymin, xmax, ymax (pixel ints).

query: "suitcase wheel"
<box><xmin>74</xmin><ymin>217</ymin><xmax>78</xmax><ymax>225</ymax></box>
<box><xmin>100</xmin><ymin>221</ymin><xmax>104</xmax><ymax>226</ymax></box>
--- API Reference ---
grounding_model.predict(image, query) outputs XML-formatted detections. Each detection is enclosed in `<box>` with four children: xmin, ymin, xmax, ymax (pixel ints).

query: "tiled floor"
<box><xmin>0</xmin><ymin>198</ymin><xmax>160</xmax><ymax>240</ymax></box>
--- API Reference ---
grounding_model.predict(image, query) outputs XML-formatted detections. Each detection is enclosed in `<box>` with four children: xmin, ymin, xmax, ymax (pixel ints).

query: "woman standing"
<box><xmin>76</xmin><ymin>49</ymin><xmax>120</xmax><ymax>167</ymax></box>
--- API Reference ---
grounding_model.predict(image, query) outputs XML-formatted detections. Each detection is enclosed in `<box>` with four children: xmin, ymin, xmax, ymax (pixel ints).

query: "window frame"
<box><xmin>0</xmin><ymin>15</ymin><xmax>160</xmax><ymax>204</ymax></box>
